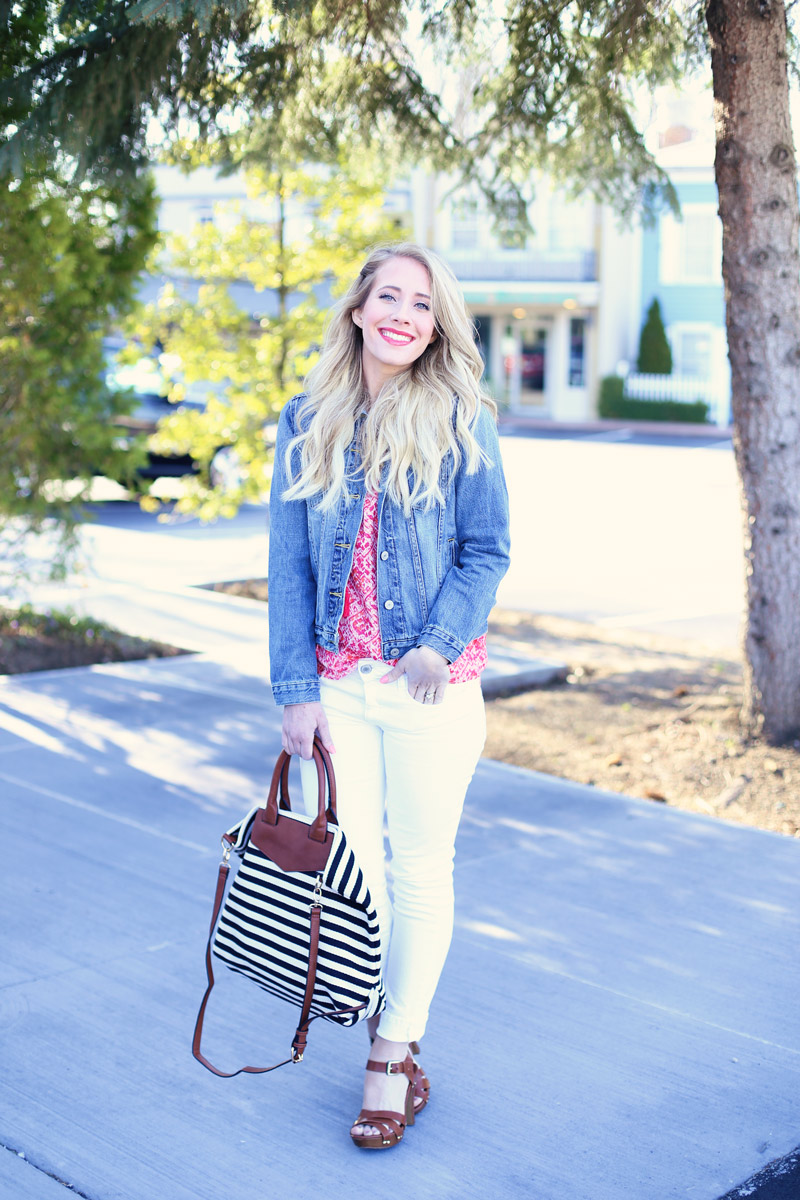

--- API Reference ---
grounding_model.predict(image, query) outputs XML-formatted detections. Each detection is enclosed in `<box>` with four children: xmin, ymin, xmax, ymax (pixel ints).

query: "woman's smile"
<box><xmin>379</xmin><ymin>327</ymin><xmax>415</xmax><ymax>346</ymax></box>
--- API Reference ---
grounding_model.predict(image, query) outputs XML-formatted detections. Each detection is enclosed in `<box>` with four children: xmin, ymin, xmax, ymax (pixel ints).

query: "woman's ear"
<box><xmin>352</xmin><ymin>309</ymin><xmax>363</xmax><ymax>329</ymax></box>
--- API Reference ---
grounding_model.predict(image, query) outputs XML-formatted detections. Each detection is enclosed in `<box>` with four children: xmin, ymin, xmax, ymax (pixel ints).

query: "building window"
<box><xmin>521</xmin><ymin>328</ymin><xmax>547</xmax><ymax>392</ymax></box>
<box><xmin>547</xmin><ymin>192</ymin><xmax>593</xmax><ymax>254</ymax></box>
<box><xmin>660</xmin><ymin>204</ymin><xmax>722</xmax><ymax>284</ymax></box>
<box><xmin>568</xmin><ymin>317</ymin><xmax>586</xmax><ymax>387</ymax></box>
<box><xmin>497</xmin><ymin>197</ymin><xmax>528</xmax><ymax>250</ymax></box>
<box><xmin>680</xmin><ymin>212</ymin><xmax>718</xmax><ymax>280</ymax></box>
<box><xmin>450</xmin><ymin>197</ymin><xmax>480</xmax><ymax>250</ymax></box>
<box><xmin>672</xmin><ymin>326</ymin><xmax>713</xmax><ymax>378</ymax></box>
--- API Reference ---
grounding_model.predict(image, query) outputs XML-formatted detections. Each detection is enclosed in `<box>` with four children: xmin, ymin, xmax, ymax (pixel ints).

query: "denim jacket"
<box><xmin>268</xmin><ymin>393</ymin><xmax>511</xmax><ymax>705</ymax></box>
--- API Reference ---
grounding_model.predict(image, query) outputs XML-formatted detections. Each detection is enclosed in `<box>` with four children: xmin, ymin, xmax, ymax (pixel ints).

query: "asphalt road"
<box><xmin>496</xmin><ymin>427</ymin><xmax>742</xmax><ymax>651</ymax></box>
<box><xmin>499</xmin><ymin>422</ymin><xmax>733</xmax><ymax>451</ymax></box>
<box><xmin>718</xmin><ymin>1147</ymin><xmax>800</xmax><ymax>1199</ymax></box>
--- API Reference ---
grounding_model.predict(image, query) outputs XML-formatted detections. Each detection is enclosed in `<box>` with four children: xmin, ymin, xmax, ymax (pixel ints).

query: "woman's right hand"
<box><xmin>281</xmin><ymin>702</ymin><xmax>336</xmax><ymax>760</ymax></box>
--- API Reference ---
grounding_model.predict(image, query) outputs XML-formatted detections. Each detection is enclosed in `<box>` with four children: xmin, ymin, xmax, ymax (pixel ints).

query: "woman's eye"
<box><xmin>376</xmin><ymin>292</ymin><xmax>429</xmax><ymax>311</ymax></box>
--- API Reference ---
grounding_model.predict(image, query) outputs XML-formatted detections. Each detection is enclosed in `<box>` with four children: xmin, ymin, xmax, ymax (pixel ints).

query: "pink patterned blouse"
<box><xmin>316</xmin><ymin>492</ymin><xmax>487</xmax><ymax>682</ymax></box>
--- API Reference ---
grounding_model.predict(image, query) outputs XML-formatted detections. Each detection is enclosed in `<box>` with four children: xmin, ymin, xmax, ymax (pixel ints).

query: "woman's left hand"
<box><xmin>380</xmin><ymin>645</ymin><xmax>450</xmax><ymax>704</ymax></box>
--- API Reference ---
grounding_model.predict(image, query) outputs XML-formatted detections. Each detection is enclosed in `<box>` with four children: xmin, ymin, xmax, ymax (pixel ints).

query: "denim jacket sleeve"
<box><xmin>268</xmin><ymin>398</ymin><xmax>322</xmax><ymax>706</ymax></box>
<box><xmin>416</xmin><ymin>405</ymin><xmax>511</xmax><ymax>663</ymax></box>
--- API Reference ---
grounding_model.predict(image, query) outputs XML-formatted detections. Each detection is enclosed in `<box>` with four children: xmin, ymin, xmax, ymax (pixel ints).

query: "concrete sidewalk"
<box><xmin>1</xmin><ymin>654</ymin><xmax>798</xmax><ymax>1200</ymax></box>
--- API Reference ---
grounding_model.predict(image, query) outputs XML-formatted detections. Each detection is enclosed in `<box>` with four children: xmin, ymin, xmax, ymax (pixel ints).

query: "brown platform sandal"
<box><xmin>409</xmin><ymin>1041</ymin><xmax>430</xmax><ymax>1114</ymax></box>
<box><xmin>350</xmin><ymin>1055</ymin><xmax>416</xmax><ymax>1150</ymax></box>
<box><xmin>370</xmin><ymin>1036</ymin><xmax>430</xmax><ymax>1115</ymax></box>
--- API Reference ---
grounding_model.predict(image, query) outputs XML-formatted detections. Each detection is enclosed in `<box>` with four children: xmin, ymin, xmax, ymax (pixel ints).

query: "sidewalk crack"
<box><xmin>1</xmin><ymin>1140</ymin><xmax>93</xmax><ymax>1198</ymax></box>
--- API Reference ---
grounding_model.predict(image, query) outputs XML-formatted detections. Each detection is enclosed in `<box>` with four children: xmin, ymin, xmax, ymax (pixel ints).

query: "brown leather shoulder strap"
<box><xmin>289</xmin><ymin>901</ymin><xmax>321</xmax><ymax>1062</ymax></box>
<box><xmin>192</xmin><ymin>859</ymin><xmax>296</xmax><ymax>1077</ymax></box>
<box><xmin>192</xmin><ymin>858</ymin><xmax>367</xmax><ymax>1077</ymax></box>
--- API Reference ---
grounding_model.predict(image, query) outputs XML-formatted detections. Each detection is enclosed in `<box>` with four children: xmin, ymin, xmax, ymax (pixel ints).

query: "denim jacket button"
<box><xmin>389</xmin><ymin>647</ymin><xmax>400</xmax><ymax>657</ymax></box>
<box><xmin>383</xmin><ymin>599</ymin><xmax>394</xmax><ymax>610</ymax></box>
<box><xmin>380</xmin><ymin>550</ymin><xmax>389</xmax><ymax>561</ymax></box>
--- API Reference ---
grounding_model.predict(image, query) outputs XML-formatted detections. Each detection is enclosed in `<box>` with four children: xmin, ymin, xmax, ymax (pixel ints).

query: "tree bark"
<box><xmin>706</xmin><ymin>0</ymin><xmax>800</xmax><ymax>742</ymax></box>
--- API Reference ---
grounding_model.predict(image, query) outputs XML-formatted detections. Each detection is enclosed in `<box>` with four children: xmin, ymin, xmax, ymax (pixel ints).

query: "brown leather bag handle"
<box><xmin>276</xmin><ymin>737</ymin><xmax>336</xmax><ymax>814</ymax></box>
<box><xmin>263</xmin><ymin>737</ymin><xmax>337</xmax><ymax>843</ymax></box>
<box><xmin>276</xmin><ymin>737</ymin><xmax>336</xmax><ymax>810</ymax></box>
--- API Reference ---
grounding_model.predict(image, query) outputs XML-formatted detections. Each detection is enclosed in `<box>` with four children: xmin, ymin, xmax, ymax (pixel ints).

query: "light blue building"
<box><xmin>406</xmin><ymin>126</ymin><xmax>733</xmax><ymax>426</ymax></box>
<box><xmin>631</xmin><ymin>117</ymin><xmax>731</xmax><ymax>425</ymax></box>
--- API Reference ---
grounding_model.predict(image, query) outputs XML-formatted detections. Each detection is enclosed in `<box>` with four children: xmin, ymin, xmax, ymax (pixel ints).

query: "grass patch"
<box><xmin>0</xmin><ymin>604</ymin><xmax>186</xmax><ymax>675</ymax></box>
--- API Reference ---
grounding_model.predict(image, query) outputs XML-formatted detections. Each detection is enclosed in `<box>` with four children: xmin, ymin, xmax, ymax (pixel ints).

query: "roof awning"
<box><xmin>460</xmin><ymin>281</ymin><xmax>600</xmax><ymax>307</ymax></box>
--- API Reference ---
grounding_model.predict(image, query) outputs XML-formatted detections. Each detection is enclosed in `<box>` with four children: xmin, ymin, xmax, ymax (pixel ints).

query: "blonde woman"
<box><xmin>268</xmin><ymin>243</ymin><xmax>510</xmax><ymax>1150</ymax></box>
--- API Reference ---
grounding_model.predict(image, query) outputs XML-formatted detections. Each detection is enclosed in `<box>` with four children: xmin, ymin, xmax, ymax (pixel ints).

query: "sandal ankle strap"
<box><xmin>366</xmin><ymin>1055</ymin><xmax>414</xmax><ymax>1079</ymax></box>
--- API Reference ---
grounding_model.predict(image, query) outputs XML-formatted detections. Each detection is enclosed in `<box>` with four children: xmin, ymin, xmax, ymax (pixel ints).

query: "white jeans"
<box><xmin>299</xmin><ymin>661</ymin><xmax>485</xmax><ymax>1043</ymax></box>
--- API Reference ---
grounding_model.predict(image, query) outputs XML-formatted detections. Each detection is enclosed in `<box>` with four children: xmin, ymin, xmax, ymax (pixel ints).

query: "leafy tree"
<box><xmin>128</xmin><ymin>156</ymin><xmax>405</xmax><ymax>520</ymax></box>
<box><xmin>637</xmin><ymin>299</ymin><xmax>673</xmax><ymax>375</ymax></box>
<box><xmin>0</xmin><ymin>167</ymin><xmax>158</xmax><ymax>585</ymax></box>
<box><xmin>7</xmin><ymin>0</ymin><xmax>800</xmax><ymax>739</ymax></box>
<box><xmin>0</xmin><ymin>0</ymin><xmax>257</xmax><ymax>178</ymax></box>
<box><xmin>0</xmin><ymin>1</ymin><xmax>448</xmax><ymax>181</ymax></box>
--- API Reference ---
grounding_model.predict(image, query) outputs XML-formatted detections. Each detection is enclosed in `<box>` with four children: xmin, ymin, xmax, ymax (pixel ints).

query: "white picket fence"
<box><xmin>625</xmin><ymin>373</ymin><xmax>730</xmax><ymax>425</ymax></box>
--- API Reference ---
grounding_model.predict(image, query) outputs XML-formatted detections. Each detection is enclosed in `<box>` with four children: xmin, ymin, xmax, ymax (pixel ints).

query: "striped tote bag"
<box><xmin>193</xmin><ymin>739</ymin><xmax>385</xmax><ymax>1078</ymax></box>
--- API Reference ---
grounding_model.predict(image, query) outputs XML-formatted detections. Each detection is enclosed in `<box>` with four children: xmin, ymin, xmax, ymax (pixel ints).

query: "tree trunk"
<box><xmin>706</xmin><ymin>0</ymin><xmax>800</xmax><ymax>743</ymax></box>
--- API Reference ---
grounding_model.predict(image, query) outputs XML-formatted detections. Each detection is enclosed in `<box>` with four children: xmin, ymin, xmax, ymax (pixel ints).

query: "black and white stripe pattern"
<box><xmin>213</xmin><ymin>809</ymin><xmax>385</xmax><ymax>1026</ymax></box>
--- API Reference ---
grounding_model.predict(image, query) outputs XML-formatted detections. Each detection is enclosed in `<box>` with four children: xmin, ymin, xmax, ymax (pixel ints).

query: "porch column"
<box><xmin>549</xmin><ymin>308</ymin><xmax>570</xmax><ymax>419</ymax></box>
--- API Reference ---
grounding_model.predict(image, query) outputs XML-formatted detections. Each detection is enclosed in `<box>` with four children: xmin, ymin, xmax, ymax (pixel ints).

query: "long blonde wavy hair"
<box><xmin>282</xmin><ymin>242</ymin><xmax>496</xmax><ymax>515</ymax></box>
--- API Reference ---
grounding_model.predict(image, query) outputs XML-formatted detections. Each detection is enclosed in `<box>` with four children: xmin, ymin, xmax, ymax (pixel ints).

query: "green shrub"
<box><xmin>0</xmin><ymin>604</ymin><xmax>120</xmax><ymax>642</ymax></box>
<box><xmin>599</xmin><ymin>375</ymin><xmax>625</xmax><ymax>415</ymax></box>
<box><xmin>597</xmin><ymin>378</ymin><xmax>709</xmax><ymax>423</ymax></box>
<box><xmin>637</xmin><ymin>298</ymin><xmax>673</xmax><ymax>375</ymax></box>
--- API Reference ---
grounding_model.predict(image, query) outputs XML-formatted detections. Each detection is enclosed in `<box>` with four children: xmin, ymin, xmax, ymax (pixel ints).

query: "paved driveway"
<box><xmin>497</xmin><ymin>432</ymin><xmax>743</xmax><ymax>651</ymax></box>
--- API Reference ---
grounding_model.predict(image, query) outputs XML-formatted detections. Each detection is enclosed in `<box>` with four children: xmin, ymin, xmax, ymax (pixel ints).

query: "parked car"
<box><xmin>103</xmin><ymin>337</ymin><xmax>205</xmax><ymax>481</ymax></box>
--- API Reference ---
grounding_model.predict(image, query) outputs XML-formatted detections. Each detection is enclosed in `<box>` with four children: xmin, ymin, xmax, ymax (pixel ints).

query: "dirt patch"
<box><xmin>0</xmin><ymin>606</ymin><xmax>186</xmax><ymax>676</ymax></box>
<box><xmin>485</xmin><ymin>610</ymin><xmax>797</xmax><ymax>839</ymax></box>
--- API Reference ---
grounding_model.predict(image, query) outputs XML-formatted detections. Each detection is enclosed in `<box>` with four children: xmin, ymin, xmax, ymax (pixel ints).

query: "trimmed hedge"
<box><xmin>598</xmin><ymin>376</ymin><xmax>710</xmax><ymax>424</ymax></box>
<box><xmin>599</xmin><ymin>375</ymin><xmax>625</xmax><ymax>411</ymax></box>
